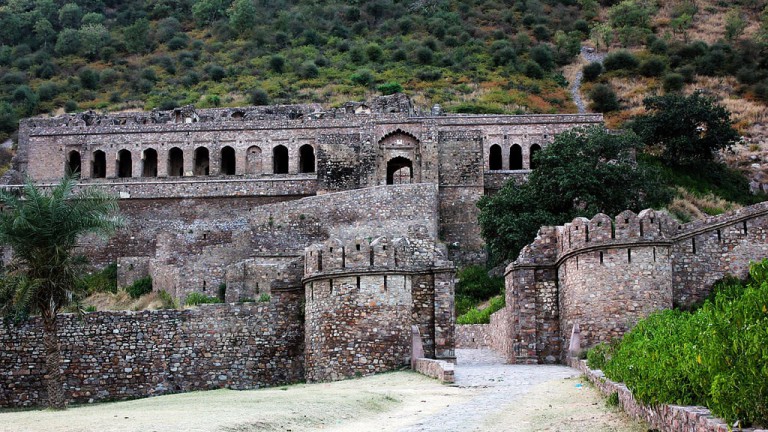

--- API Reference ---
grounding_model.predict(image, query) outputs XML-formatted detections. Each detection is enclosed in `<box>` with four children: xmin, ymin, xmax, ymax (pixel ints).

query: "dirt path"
<box><xmin>0</xmin><ymin>350</ymin><xmax>647</xmax><ymax>432</ymax></box>
<box><xmin>571</xmin><ymin>47</ymin><xmax>607</xmax><ymax>114</ymax></box>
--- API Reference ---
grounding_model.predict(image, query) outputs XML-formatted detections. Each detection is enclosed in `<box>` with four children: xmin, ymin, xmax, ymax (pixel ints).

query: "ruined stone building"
<box><xmin>0</xmin><ymin>95</ymin><xmax>602</xmax><ymax>407</ymax></box>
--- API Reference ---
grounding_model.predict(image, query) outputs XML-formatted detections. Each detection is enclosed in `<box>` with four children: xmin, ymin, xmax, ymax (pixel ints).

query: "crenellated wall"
<box><xmin>303</xmin><ymin>234</ymin><xmax>455</xmax><ymax>382</ymax></box>
<box><xmin>497</xmin><ymin>202</ymin><xmax>768</xmax><ymax>364</ymax></box>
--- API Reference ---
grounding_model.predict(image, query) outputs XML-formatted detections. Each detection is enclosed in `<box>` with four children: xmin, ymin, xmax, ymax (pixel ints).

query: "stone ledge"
<box><xmin>569</xmin><ymin>357</ymin><xmax>767</xmax><ymax>432</ymax></box>
<box><xmin>412</xmin><ymin>358</ymin><xmax>455</xmax><ymax>384</ymax></box>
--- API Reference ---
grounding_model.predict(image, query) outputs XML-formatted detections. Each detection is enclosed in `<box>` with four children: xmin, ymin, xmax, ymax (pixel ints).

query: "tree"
<box><xmin>0</xmin><ymin>175</ymin><xmax>122</xmax><ymax>409</ymax></box>
<box><xmin>124</xmin><ymin>18</ymin><xmax>150</xmax><ymax>54</ymax></box>
<box><xmin>229</xmin><ymin>0</ymin><xmax>257</xmax><ymax>37</ymax></box>
<box><xmin>630</xmin><ymin>92</ymin><xmax>740</xmax><ymax>166</ymax></box>
<box><xmin>478</xmin><ymin>126</ymin><xmax>670</xmax><ymax>264</ymax></box>
<box><xmin>192</xmin><ymin>0</ymin><xmax>228</xmax><ymax>26</ymax></box>
<box><xmin>589</xmin><ymin>83</ymin><xmax>620</xmax><ymax>112</ymax></box>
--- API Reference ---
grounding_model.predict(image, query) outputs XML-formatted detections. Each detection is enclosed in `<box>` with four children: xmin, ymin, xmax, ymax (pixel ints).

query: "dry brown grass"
<box><xmin>666</xmin><ymin>187</ymin><xmax>741</xmax><ymax>221</ymax></box>
<box><xmin>84</xmin><ymin>291</ymin><xmax>170</xmax><ymax>311</ymax></box>
<box><xmin>653</xmin><ymin>0</ymin><xmax>762</xmax><ymax>44</ymax></box>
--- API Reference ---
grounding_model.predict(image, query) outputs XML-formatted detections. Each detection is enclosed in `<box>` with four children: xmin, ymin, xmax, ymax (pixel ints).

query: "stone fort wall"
<box><xmin>0</xmin><ymin>289</ymin><xmax>304</xmax><ymax>408</ymax></box>
<box><xmin>489</xmin><ymin>202</ymin><xmax>768</xmax><ymax>364</ymax></box>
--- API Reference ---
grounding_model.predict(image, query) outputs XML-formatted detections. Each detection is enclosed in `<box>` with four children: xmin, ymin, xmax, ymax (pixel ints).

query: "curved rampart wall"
<box><xmin>303</xmin><ymin>236</ymin><xmax>455</xmax><ymax>382</ymax></box>
<box><xmin>502</xmin><ymin>202</ymin><xmax>768</xmax><ymax>364</ymax></box>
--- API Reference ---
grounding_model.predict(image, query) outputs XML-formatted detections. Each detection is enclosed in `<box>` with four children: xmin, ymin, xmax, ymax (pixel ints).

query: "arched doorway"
<box><xmin>168</xmin><ymin>147</ymin><xmax>184</xmax><ymax>177</ymax></box>
<box><xmin>386</xmin><ymin>157</ymin><xmax>413</xmax><ymax>185</ymax></box>
<box><xmin>530</xmin><ymin>144</ymin><xmax>542</xmax><ymax>169</ymax></box>
<box><xmin>194</xmin><ymin>147</ymin><xmax>210</xmax><ymax>176</ymax></box>
<box><xmin>143</xmin><ymin>148</ymin><xmax>158</xmax><ymax>177</ymax></box>
<box><xmin>220</xmin><ymin>146</ymin><xmax>236</xmax><ymax>175</ymax></box>
<box><xmin>489</xmin><ymin>144</ymin><xmax>502</xmax><ymax>170</ymax></box>
<box><xmin>66</xmin><ymin>150</ymin><xmax>81</xmax><ymax>176</ymax></box>
<box><xmin>299</xmin><ymin>144</ymin><xmax>315</xmax><ymax>173</ymax></box>
<box><xmin>117</xmin><ymin>149</ymin><xmax>132</xmax><ymax>178</ymax></box>
<box><xmin>92</xmin><ymin>150</ymin><xmax>106</xmax><ymax>178</ymax></box>
<box><xmin>510</xmin><ymin>144</ymin><xmax>523</xmax><ymax>170</ymax></box>
<box><xmin>273</xmin><ymin>145</ymin><xmax>288</xmax><ymax>174</ymax></box>
<box><xmin>246</xmin><ymin>145</ymin><xmax>262</xmax><ymax>174</ymax></box>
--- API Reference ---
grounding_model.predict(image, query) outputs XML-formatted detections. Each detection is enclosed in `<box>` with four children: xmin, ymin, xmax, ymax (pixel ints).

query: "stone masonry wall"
<box><xmin>495</xmin><ymin>203</ymin><xmax>768</xmax><ymax>364</ymax></box>
<box><xmin>0</xmin><ymin>289</ymin><xmax>304</xmax><ymax>408</ymax></box>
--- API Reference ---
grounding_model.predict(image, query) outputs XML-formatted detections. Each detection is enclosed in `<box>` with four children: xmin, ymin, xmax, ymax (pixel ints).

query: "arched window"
<box><xmin>220</xmin><ymin>146</ymin><xmax>236</xmax><ymax>175</ymax></box>
<box><xmin>246</xmin><ymin>145</ymin><xmax>262</xmax><ymax>174</ymax></box>
<box><xmin>92</xmin><ymin>150</ymin><xmax>106</xmax><ymax>178</ymax></box>
<box><xmin>510</xmin><ymin>144</ymin><xmax>523</xmax><ymax>170</ymax></box>
<box><xmin>66</xmin><ymin>150</ymin><xmax>81</xmax><ymax>176</ymax></box>
<box><xmin>386</xmin><ymin>157</ymin><xmax>413</xmax><ymax>185</ymax></box>
<box><xmin>273</xmin><ymin>145</ymin><xmax>288</xmax><ymax>174</ymax></box>
<box><xmin>299</xmin><ymin>144</ymin><xmax>315</xmax><ymax>173</ymax></box>
<box><xmin>142</xmin><ymin>148</ymin><xmax>158</xmax><ymax>177</ymax></box>
<box><xmin>168</xmin><ymin>147</ymin><xmax>184</xmax><ymax>177</ymax></box>
<box><xmin>117</xmin><ymin>150</ymin><xmax>132</xmax><ymax>178</ymax></box>
<box><xmin>489</xmin><ymin>144</ymin><xmax>502</xmax><ymax>170</ymax></box>
<box><xmin>194</xmin><ymin>147</ymin><xmax>210</xmax><ymax>176</ymax></box>
<box><xmin>530</xmin><ymin>144</ymin><xmax>542</xmax><ymax>169</ymax></box>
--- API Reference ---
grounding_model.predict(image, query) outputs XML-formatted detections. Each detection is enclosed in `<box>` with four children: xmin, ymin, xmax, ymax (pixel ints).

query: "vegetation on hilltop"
<box><xmin>0</xmin><ymin>0</ymin><xmax>593</xmax><ymax>142</ymax></box>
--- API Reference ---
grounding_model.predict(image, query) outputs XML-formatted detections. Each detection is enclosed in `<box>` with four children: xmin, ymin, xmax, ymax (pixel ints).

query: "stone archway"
<box><xmin>386</xmin><ymin>157</ymin><xmax>413</xmax><ymax>185</ymax></box>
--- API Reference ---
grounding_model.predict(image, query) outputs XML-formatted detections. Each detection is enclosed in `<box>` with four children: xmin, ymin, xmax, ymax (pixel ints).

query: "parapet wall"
<box><xmin>0</xmin><ymin>290</ymin><xmax>304</xmax><ymax>408</ymax></box>
<box><xmin>303</xmin><ymin>235</ymin><xmax>455</xmax><ymax>382</ymax></box>
<box><xmin>500</xmin><ymin>201</ymin><xmax>768</xmax><ymax>364</ymax></box>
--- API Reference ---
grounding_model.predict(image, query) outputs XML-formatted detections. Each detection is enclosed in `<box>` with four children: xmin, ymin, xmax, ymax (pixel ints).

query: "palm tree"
<box><xmin>0</xmin><ymin>174</ymin><xmax>122</xmax><ymax>409</ymax></box>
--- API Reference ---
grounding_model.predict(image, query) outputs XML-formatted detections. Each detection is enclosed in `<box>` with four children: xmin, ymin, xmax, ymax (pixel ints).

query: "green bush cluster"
<box><xmin>456</xmin><ymin>294</ymin><xmax>505</xmax><ymax>324</ymax></box>
<box><xmin>80</xmin><ymin>263</ymin><xmax>117</xmax><ymax>294</ymax></box>
<box><xmin>454</xmin><ymin>265</ymin><xmax>504</xmax><ymax>317</ymax></box>
<box><xmin>599</xmin><ymin>259</ymin><xmax>768</xmax><ymax>426</ymax></box>
<box><xmin>185</xmin><ymin>292</ymin><xmax>222</xmax><ymax>306</ymax></box>
<box><xmin>125</xmin><ymin>276</ymin><xmax>152</xmax><ymax>299</ymax></box>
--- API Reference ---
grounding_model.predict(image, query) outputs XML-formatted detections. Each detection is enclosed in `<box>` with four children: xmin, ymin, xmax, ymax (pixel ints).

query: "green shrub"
<box><xmin>185</xmin><ymin>292</ymin><xmax>222</xmax><ymax>306</ymax></box>
<box><xmin>80</xmin><ymin>263</ymin><xmax>117</xmax><ymax>294</ymax></box>
<box><xmin>158</xmin><ymin>290</ymin><xmax>177</xmax><ymax>309</ymax></box>
<box><xmin>258</xmin><ymin>293</ymin><xmax>271</xmax><ymax>302</ymax></box>
<box><xmin>456</xmin><ymin>265</ymin><xmax>504</xmax><ymax>301</ymax></box>
<box><xmin>602</xmin><ymin>259</ymin><xmax>768</xmax><ymax>426</ymax></box>
<box><xmin>350</xmin><ymin>69</ymin><xmax>374</xmax><ymax>86</ymax></box>
<box><xmin>589</xmin><ymin>83</ymin><xmax>619</xmax><ymax>112</ymax></box>
<box><xmin>451</xmin><ymin>103</ymin><xmax>504</xmax><ymax>114</ymax></box>
<box><xmin>606</xmin><ymin>392</ymin><xmax>619</xmax><ymax>407</ymax></box>
<box><xmin>582</xmin><ymin>62</ymin><xmax>603</xmax><ymax>82</ymax></box>
<box><xmin>603</xmin><ymin>50</ymin><xmax>639</xmax><ymax>71</ymax></box>
<box><xmin>377</xmin><ymin>82</ymin><xmax>403</xmax><ymax>95</ymax></box>
<box><xmin>457</xmin><ymin>294</ymin><xmax>505</xmax><ymax>324</ymax></box>
<box><xmin>586</xmin><ymin>342</ymin><xmax>612</xmax><ymax>370</ymax></box>
<box><xmin>663</xmin><ymin>73</ymin><xmax>685</xmax><ymax>93</ymax></box>
<box><xmin>126</xmin><ymin>276</ymin><xmax>152</xmax><ymax>299</ymax></box>
<box><xmin>639</xmin><ymin>56</ymin><xmax>667</xmax><ymax>77</ymax></box>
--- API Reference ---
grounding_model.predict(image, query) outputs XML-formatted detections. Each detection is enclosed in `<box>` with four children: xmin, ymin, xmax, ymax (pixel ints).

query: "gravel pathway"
<box><xmin>397</xmin><ymin>349</ymin><xmax>580</xmax><ymax>432</ymax></box>
<box><xmin>571</xmin><ymin>47</ymin><xmax>607</xmax><ymax>114</ymax></box>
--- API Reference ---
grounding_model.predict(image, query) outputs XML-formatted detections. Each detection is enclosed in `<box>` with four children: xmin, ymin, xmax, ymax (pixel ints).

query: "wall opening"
<box><xmin>510</xmin><ymin>144</ymin><xmax>523</xmax><ymax>169</ymax></box>
<box><xmin>142</xmin><ymin>148</ymin><xmax>158</xmax><ymax>177</ymax></box>
<box><xmin>386</xmin><ymin>156</ymin><xmax>413</xmax><ymax>185</ymax></box>
<box><xmin>66</xmin><ymin>150</ymin><xmax>81</xmax><ymax>175</ymax></box>
<box><xmin>299</xmin><ymin>144</ymin><xmax>315</xmax><ymax>173</ymax></box>
<box><xmin>529</xmin><ymin>144</ymin><xmax>542</xmax><ymax>169</ymax></box>
<box><xmin>220</xmin><ymin>146</ymin><xmax>236</xmax><ymax>175</ymax></box>
<box><xmin>273</xmin><ymin>145</ymin><xmax>289</xmax><ymax>174</ymax></box>
<box><xmin>168</xmin><ymin>147</ymin><xmax>184</xmax><ymax>176</ymax></box>
<box><xmin>117</xmin><ymin>149</ymin><xmax>132</xmax><ymax>178</ymax></box>
<box><xmin>489</xmin><ymin>144</ymin><xmax>502</xmax><ymax>170</ymax></box>
<box><xmin>194</xmin><ymin>147</ymin><xmax>210</xmax><ymax>176</ymax></box>
<box><xmin>246</xmin><ymin>145</ymin><xmax>262</xmax><ymax>174</ymax></box>
<box><xmin>92</xmin><ymin>150</ymin><xmax>106</xmax><ymax>178</ymax></box>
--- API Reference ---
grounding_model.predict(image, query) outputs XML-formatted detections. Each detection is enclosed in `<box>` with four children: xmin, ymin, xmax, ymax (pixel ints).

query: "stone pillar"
<box><xmin>184</xmin><ymin>149</ymin><xmax>194</xmax><ymax>177</ymax></box>
<box><xmin>157</xmin><ymin>148</ymin><xmax>168</xmax><ymax>177</ymax></box>
<box><xmin>106</xmin><ymin>150</ymin><xmax>116</xmax><ymax>178</ymax></box>
<box><xmin>433</xmin><ymin>269</ymin><xmax>455</xmax><ymax>361</ymax></box>
<box><xmin>132</xmin><ymin>151</ymin><xmax>142</xmax><ymax>178</ymax></box>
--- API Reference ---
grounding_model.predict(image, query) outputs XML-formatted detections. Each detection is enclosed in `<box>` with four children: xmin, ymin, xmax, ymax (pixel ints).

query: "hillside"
<box><xmin>0</xmin><ymin>0</ymin><xmax>589</xmax><ymax>144</ymax></box>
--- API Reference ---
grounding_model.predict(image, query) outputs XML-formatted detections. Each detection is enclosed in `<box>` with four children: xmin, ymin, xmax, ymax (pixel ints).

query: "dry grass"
<box><xmin>84</xmin><ymin>291</ymin><xmax>170</xmax><ymax>311</ymax></box>
<box><xmin>653</xmin><ymin>0</ymin><xmax>762</xmax><ymax>44</ymax></box>
<box><xmin>666</xmin><ymin>187</ymin><xmax>741</xmax><ymax>221</ymax></box>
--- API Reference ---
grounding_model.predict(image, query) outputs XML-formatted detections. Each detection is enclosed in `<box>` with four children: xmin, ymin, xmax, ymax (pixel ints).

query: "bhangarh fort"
<box><xmin>3</xmin><ymin>93</ymin><xmax>768</xmax><ymax>407</ymax></box>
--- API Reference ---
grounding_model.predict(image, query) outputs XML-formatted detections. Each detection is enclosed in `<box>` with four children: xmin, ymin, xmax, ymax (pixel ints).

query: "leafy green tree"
<box><xmin>33</xmin><ymin>18</ymin><xmax>56</xmax><ymax>48</ymax></box>
<box><xmin>478</xmin><ymin>126</ymin><xmax>670</xmax><ymax>264</ymax></box>
<box><xmin>725</xmin><ymin>8</ymin><xmax>747</xmax><ymax>42</ymax></box>
<box><xmin>0</xmin><ymin>176</ymin><xmax>122</xmax><ymax>409</ymax></box>
<box><xmin>192</xmin><ymin>0</ymin><xmax>228</xmax><ymax>26</ymax></box>
<box><xmin>229</xmin><ymin>0</ymin><xmax>257</xmax><ymax>37</ymax></box>
<box><xmin>630</xmin><ymin>92</ymin><xmax>741</xmax><ymax>166</ymax></box>
<box><xmin>124</xmin><ymin>18</ymin><xmax>150</xmax><ymax>54</ymax></box>
<box><xmin>54</xmin><ymin>28</ymin><xmax>81</xmax><ymax>56</ymax></box>
<box><xmin>78</xmin><ymin>24</ymin><xmax>110</xmax><ymax>60</ymax></box>
<box><xmin>589</xmin><ymin>83</ymin><xmax>619</xmax><ymax>112</ymax></box>
<box><xmin>58</xmin><ymin>3</ymin><xmax>82</xmax><ymax>29</ymax></box>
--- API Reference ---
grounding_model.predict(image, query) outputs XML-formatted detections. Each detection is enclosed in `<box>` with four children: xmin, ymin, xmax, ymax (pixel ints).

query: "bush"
<box><xmin>79</xmin><ymin>68</ymin><xmax>100</xmax><ymax>90</ymax></box>
<box><xmin>451</xmin><ymin>103</ymin><xmax>504</xmax><ymax>114</ymax></box>
<box><xmin>602</xmin><ymin>259</ymin><xmax>768</xmax><ymax>426</ymax></box>
<box><xmin>258</xmin><ymin>293</ymin><xmax>271</xmax><ymax>302</ymax></box>
<box><xmin>663</xmin><ymin>73</ymin><xmax>685</xmax><ymax>93</ymax></box>
<box><xmin>185</xmin><ymin>292</ymin><xmax>222</xmax><ymax>306</ymax></box>
<box><xmin>80</xmin><ymin>263</ymin><xmax>118</xmax><ymax>294</ymax></box>
<box><xmin>416</xmin><ymin>68</ymin><xmax>442</xmax><ymax>81</ymax></box>
<box><xmin>250</xmin><ymin>88</ymin><xmax>269</xmax><ymax>105</ymax></box>
<box><xmin>158</xmin><ymin>290</ymin><xmax>177</xmax><ymax>309</ymax></box>
<box><xmin>456</xmin><ymin>294</ymin><xmax>505</xmax><ymax>324</ymax></box>
<box><xmin>523</xmin><ymin>61</ymin><xmax>544</xmax><ymax>79</ymax></box>
<box><xmin>582</xmin><ymin>62</ymin><xmax>603</xmax><ymax>82</ymax></box>
<box><xmin>350</xmin><ymin>69</ymin><xmax>374</xmax><ymax>86</ymax></box>
<box><xmin>415</xmin><ymin>47</ymin><xmax>434</xmax><ymax>64</ymax></box>
<box><xmin>603</xmin><ymin>50</ymin><xmax>639</xmax><ymax>71</ymax></box>
<box><xmin>299</xmin><ymin>61</ymin><xmax>319</xmax><ymax>79</ymax></box>
<box><xmin>126</xmin><ymin>276</ymin><xmax>152</xmax><ymax>299</ymax></box>
<box><xmin>588</xmin><ymin>83</ymin><xmax>619</xmax><ymax>112</ymax></box>
<box><xmin>456</xmin><ymin>265</ymin><xmax>504</xmax><ymax>301</ymax></box>
<box><xmin>586</xmin><ymin>342</ymin><xmax>612</xmax><ymax>370</ymax></box>
<box><xmin>639</xmin><ymin>56</ymin><xmax>667</xmax><ymax>77</ymax></box>
<box><xmin>377</xmin><ymin>82</ymin><xmax>403</xmax><ymax>95</ymax></box>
